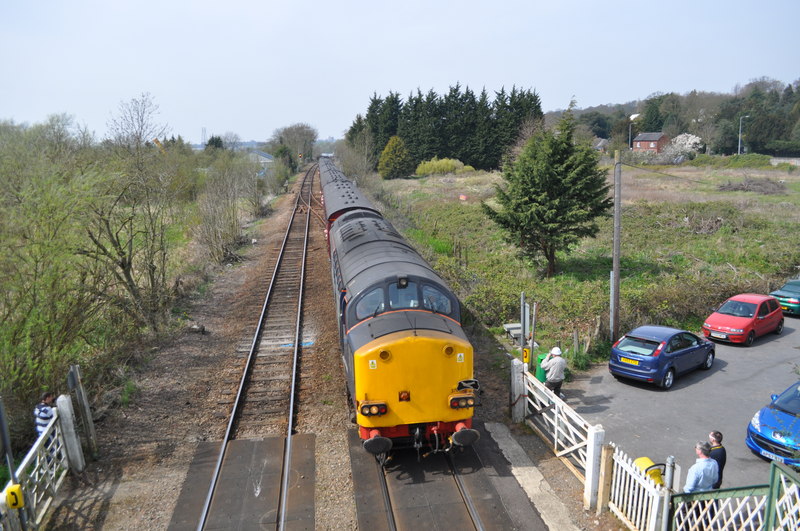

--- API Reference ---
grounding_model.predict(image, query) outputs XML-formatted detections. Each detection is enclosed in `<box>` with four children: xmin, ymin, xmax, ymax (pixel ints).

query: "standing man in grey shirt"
<box><xmin>540</xmin><ymin>346</ymin><xmax>567</xmax><ymax>397</ymax></box>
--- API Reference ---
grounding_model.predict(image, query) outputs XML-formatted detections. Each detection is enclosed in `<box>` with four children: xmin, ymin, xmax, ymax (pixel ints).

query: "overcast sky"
<box><xmin>2</xmin><ymin>1</ymin><xmax>798</xmax><ymax>144</ymax></box>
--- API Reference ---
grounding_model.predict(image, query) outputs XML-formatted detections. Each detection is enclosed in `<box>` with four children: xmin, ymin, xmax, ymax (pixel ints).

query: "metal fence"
<box><xmin>1</xmin><ymin>411</ymin><xmax>69</xmax><ymax>530</ymax></box>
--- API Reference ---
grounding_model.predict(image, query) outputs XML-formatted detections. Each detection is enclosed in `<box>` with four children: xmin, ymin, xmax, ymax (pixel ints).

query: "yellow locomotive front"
<box><xmin>352</xmin><ymin>327</ymin><xmax>480</xmax><ymax>455</ymax></box>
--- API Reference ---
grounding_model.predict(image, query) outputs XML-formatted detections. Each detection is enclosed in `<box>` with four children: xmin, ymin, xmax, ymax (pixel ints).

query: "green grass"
<box><xmin>366</xmin><ymin>161</ymin><xmax>800</xmax><ymax>359</ymax></box>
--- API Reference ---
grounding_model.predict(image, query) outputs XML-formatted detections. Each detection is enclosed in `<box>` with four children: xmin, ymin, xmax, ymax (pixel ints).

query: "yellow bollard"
<box><xmin>633</xmin><ymin>457</ymin><xmax>664</xmax><ymax>485</ymax></box>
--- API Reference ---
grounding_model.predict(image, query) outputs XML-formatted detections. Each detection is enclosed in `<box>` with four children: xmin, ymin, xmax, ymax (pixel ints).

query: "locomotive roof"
<box><xmin>331</xmin><ymin>213</ymin><xmax>450</xmax><ymax>298</ymax></box>
<box><xmin>319</xmin><ymin>160</ymin><xmax>379</xmax><ymax>221</ymax></box>
<box><xmin>346</xmin><ymin>310</ymin><xmax>468</xmax><ymax>345</ymax></box>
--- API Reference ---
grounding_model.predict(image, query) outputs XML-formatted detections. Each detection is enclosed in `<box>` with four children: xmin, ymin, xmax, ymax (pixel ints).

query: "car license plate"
<box><xmin>710</xmin><ymin>332</ymin><xmax>727</xmax><ymax>339</ymax></box>
<box><xmin>759</xmin><ymin>449</ymin><xmax>785</xmax><ymax>463</ymax></box>
<box><xmin>620</xmin><ymin>357</ymin><xmax>639</xmax><ymax>366</ymax></box>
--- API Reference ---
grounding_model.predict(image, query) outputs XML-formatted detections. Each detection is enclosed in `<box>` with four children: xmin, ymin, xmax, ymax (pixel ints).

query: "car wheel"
<box><xmin>702</xmin><ymin>351</ymin><xmax>715</xmax><ymax>370</ymax></box>
<box><xmin>745</xmin><ymin>331</ymin><xmax>755</xmax><ymax>347</ymax></box>
<box><xmin>774</xmin><ymin>319</ymin><xmax>784</xmax><ymax>335</ymax></box>
<box><xmin>661</xmin><ymin>368</ymin><xmax>675</xmax><ymax>390</ymax></box>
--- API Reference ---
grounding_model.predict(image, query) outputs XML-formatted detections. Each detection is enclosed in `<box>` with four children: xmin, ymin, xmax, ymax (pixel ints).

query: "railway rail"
<box><xmin>195</xmin><ymin>164</ymin><xmax>318</xmax><ymax>530</ymax></box>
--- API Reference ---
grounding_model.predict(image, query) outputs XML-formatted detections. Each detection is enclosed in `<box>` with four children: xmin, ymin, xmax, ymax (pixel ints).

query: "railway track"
<box><xmin>195</xmin><ymin>164</ymin><xmax>318</xmax><ymax>530</ymax></box>
<box><xmin>350</xmin><ymin>429</ymin><xmax>517</xmax><ymax>530</ymax></box>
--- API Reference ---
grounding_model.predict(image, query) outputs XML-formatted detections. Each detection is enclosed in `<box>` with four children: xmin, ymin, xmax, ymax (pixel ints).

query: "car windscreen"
<box><xmin>717</xmin><ymin>300</ymin><xmax>756</xmax><ymax>318</ymax></box>
<box><xmin>616</xmin><ymin>336</ymin><xmax>660</xmax><ymax>356</ymax></box>
<box><xmin>772</xmin><ymin>384</ymin><xmax>800</xmax><ymax>417</ymax></box>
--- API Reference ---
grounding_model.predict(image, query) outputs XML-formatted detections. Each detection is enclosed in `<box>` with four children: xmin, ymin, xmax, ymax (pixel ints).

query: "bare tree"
<box><xmin>222</xmin><ymin>131</ymin><xmax>242</xmax><ymax>151</ymax></box>
<box><xmin>79</xmin><ymin>93</ymin><xmax>175</xmax><ymax>332</ymax></box>
<box><xmin>270</xmin><ymin>123</ymin><xmax>317</xmax><ymax>161</ymax></box>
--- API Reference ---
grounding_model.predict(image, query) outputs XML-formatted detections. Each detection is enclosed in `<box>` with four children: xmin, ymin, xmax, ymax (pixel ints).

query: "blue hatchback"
<box><xmin>608</xmin><ymin>325</ymin><xmax>715</xmax><ymax>390</ymax></box>
<box><xmin>745</xmin><ymin>381</ymin><xmax>800</xmax><ymax>468</ymax></box>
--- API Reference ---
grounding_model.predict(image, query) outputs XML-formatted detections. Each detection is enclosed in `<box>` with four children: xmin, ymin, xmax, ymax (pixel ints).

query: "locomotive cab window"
<box><xmin>355</xmin><ymin>287</ymin><xmax>385</xmax><ymax>320</ymax></box>
<box><xmin>422</xmin><ymin>285</ymin><xmax>452</xmax><ymax>314</ymax></box>
<box><xmin>389</xmin><ymin>280</ymin><xmax>419</xmax><ymax>309</ymax></box>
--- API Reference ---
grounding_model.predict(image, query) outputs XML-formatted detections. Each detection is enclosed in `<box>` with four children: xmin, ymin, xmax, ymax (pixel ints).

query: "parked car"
<box><xmin>609</xmin><ymin>325</ymin><xmax>715</xmax><ymax>390</ymax></box>
<box><xmin>745</xmin><ymin>381</ymin><xmax>800</xmax><ymax>468</ymax></box>
<box><xmin>702</xmin><ymin>294</ymin><xmax>784</xmax><ymax>346</ymax></box>
<box><xmin>770</xmin><ymin>280</ymin><xmax>800</xmax><ymax>316</ymax></box>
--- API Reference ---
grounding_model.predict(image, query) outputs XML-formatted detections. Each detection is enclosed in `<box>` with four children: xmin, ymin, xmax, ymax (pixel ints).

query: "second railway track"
<box><xmin>194</xmin><ymin>164</ymin><xmax>319</xmax><ymax>530</ymax></box>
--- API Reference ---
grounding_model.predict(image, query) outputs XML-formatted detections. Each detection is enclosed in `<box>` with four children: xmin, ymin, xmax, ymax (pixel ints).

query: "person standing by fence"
<box><xmin>684</xmin><ymin>442</ymin><xmax>719</xmax><ymax>493</ymax></box>
<box><xmin>33</xmin><ymin>392</ymin><xmax>56</xmax><ymax>437</ymax></box>
<box><xmin>708</xmin><ymin>431</ymin><xmax>726</xmax><ymax>489</ymax></box>
<box><xmin>540</xmin><ymin>346</ymin><xmax>567</xmax><ymax>398</ymax></box>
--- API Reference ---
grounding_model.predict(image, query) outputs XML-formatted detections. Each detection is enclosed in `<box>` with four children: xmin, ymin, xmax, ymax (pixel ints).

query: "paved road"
<box><xmin>565</xmin><ymin>317</ymin><xmax>799</xmax><ymax>489</ymax></box>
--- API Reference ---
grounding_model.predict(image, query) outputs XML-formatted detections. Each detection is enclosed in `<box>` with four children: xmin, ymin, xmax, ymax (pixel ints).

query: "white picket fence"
<box><xmin>607</xmin><ymin>444</ymin><xmax>670</xmax><ymax>531</ymax></box>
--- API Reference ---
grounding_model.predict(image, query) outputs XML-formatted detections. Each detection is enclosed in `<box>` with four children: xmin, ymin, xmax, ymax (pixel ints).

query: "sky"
<box><xmin>2</xmin><ymin>1</ymin><xmax>798</xmax><ymax>145</ymax></box>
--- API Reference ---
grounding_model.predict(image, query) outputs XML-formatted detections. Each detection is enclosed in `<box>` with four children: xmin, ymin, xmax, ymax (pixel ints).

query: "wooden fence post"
<box><xmin>596</xmin><ymin>443</ymin><xmax>615</xmax><ymax>515</ymax></box>
<box><xmin>67</xmin><ymin>365</ymin><xmax>98</xmax><ymax>459</ymax></box>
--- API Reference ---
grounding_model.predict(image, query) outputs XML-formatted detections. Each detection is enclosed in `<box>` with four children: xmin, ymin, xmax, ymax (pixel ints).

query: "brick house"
<box><xmin>632</xmin><ymin>132</ymin><xmax>670</xmax><ymax>153</ymax></box>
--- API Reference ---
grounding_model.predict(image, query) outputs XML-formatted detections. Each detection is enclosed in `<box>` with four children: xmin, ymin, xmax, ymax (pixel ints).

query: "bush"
<box><xmin>415</xmin><ymin>157</ymin><xmax>475</xmax><ymax>177</ymax></box>
<box><xmin>688</xmin><ymin>153</ymin><xmax>775</xmax><ymax>169</ymax></box>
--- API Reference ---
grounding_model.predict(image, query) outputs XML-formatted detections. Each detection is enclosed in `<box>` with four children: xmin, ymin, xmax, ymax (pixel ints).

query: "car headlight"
<box><xmin>750</xmin><ymin>412</ymin><xmax>760</xmax><ymax>431</ymax></box>
<box><xmin>730</xmin><ymin>328</ymin><xmax>744</xmax><ymax>333</ymax></box>
<box><xmin>703</xmin><ymin>322</ymin><xmax>710</xmax><ymax>328</ymax></box>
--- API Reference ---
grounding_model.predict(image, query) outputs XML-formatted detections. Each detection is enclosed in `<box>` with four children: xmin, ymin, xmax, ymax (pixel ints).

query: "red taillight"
<box><xmin>787</xmin><ymin>298</ymin><xmax>800</xmax><ymax>304</ymax></box>
<box><xmin>652</xmin><ymin>341</ymin><xmax>666</xmax><ymax>357</ymax></box>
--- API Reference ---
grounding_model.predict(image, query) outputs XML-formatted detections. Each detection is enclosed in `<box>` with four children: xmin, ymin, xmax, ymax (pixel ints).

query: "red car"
<box><xmin>702</xmin><ymin>294</ymin><xmax>784</xmax><ymax>346</ymax></box>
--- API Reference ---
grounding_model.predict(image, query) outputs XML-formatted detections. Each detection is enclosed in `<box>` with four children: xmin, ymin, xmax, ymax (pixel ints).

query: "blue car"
<box><xmin>746</xmin><ymin>381</ymin><xmax>800</xmax><ymax>468</ymax></box>
<box><xmin>608</xmin><ymin>325</ymin><xmax>715</xmax><ymax>390</ymax></box>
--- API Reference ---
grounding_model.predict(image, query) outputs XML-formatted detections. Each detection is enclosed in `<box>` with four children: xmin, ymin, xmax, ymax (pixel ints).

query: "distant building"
<box><xmin>633</xmin><ymin>133</ymin><xmax>670</xmax><ymax>154</ymax></box>
<box><xmin>593</xmin><ymin>138</ymin><xmax>609</xmax><ymax>153</ymax></box>
<box><xmin>247</xmin><ymin>150</ymin><xmax>274</xmax><ymax>168</ymax></box>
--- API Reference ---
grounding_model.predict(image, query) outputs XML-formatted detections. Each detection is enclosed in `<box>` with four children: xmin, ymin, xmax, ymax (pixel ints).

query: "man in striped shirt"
<box><xmin>33</xmin><ymin>392</ymin><xmax>56</xmax><ymax>437</ymax></box>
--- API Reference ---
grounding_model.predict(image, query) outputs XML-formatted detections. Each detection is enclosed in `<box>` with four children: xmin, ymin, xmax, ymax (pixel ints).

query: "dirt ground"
<box><xmin>44</xmin><ymin>176</ymin><xmax>622</xmax><ymax>530</ymax></box>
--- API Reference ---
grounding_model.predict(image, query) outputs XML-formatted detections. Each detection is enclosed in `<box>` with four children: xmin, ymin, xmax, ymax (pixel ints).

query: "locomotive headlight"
<box><xmin>443</xmin><ymin>345</ymin><xmax>454</xmax><ymax>356</ymax></box>
<box><xmin>359</xmin><ymin>401</ymin><xmax>388</xmax><ymax>416</ymax></box>
<box><xmin>448</xmin><ymin>393</ymin><xmax>479</xmax><ymax>409</ymax></box>
<box><xmin>399</xmin><ymin>391</ymin><xmax>410</xmax><ymax>401</ymax></box>
<box><xmin>379</xmin><ymin>350</ymin><xmax>391</xmax><ymax>361</ymax></box>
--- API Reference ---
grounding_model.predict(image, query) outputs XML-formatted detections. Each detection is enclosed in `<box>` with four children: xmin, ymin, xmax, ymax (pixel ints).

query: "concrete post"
<box><xmin>511</xmin><ymin>358</ymin><xmax>525</xmax><ymax>423</ymax></box>
<box><xmin>56</xmin><ymin>395</ymin><xmax>85</xmax><ymax>473</ymax></box>
<box><xmin>584</xmin><ymin>423</ymin><xmax>605</xmax><ymax>510</ymax></box>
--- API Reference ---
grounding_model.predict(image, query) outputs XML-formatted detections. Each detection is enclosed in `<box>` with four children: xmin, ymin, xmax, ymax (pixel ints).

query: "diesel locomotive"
<box><xmin>318</xmin><ymin>158</ymin><xmax>480</xmax><ymax>458</ymax></box>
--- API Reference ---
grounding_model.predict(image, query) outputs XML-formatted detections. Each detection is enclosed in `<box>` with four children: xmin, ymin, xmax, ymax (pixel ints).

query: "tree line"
<box><xmin>0</xmin><ymin>94</ymin><xmax>296</xmax><ymax>450</ymax></box>
<box><xmin>345</xmin><ymin>84</ymin><xmax>543</xmax><ymax>173</ymax></box>
<box><xmin>571</xmin><ymin>76</ymin><xmax>800</xmax><ymax>156</ymax></box>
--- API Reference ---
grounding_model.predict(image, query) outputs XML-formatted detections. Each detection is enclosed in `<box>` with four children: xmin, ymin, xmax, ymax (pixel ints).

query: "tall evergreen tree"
<box><xmin>482</xmin><ymin>109</ymin><xmax>611</xmax><ymax>276</ymax></box>
<box><xmin>377</xmin><ymin>136</ymin><xmax>414</xmax><ymax>179</ymax></box>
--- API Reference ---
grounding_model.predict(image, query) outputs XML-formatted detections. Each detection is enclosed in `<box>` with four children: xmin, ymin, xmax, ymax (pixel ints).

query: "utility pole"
<box><xmin>611</xmin><ymin>150</ymin><xmax>621</xmax><ymax>341</ymax></box>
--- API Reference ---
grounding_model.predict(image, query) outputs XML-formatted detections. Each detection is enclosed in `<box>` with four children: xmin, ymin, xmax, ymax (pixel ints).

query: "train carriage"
<box><xmin>319</xmin><ymin>159</ymin><xmax>480</xmax><ymax>457</ymax></box>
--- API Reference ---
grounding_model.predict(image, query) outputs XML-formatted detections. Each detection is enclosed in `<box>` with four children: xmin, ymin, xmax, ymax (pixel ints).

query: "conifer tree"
<box><xmin>482</xmin><ymin>108</ymin><xmax>612</xmax><ymax>276</ymax></box>
<box><xmin>377</xmin><ymin>136</ymin><xmax>414</xmax><ymax>179</ymax></box>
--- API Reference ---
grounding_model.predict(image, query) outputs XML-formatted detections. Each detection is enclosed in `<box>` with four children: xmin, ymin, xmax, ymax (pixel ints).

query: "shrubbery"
<box><xmin>415</xmin><ymin>157</ymin><xmax>475</xmax><ymax>177</ymax></box>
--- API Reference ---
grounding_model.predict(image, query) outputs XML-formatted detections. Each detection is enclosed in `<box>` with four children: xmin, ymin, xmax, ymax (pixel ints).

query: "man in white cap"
<box><xmin>540</xmin><ymin>347</ymin><xmax>567</xmax><ymax>397</ymax></box>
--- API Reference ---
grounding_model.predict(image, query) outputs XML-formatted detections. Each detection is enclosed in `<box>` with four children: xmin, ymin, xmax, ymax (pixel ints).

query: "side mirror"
<box><xmin>770</xmin><ymin>394</ymin><xmax>779</xmax><ymax>402</ymax></box>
